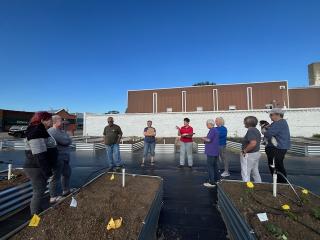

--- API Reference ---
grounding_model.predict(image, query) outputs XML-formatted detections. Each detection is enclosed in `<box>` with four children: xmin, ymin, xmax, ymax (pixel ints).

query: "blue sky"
<box><xmin>0</xmin><ymin>0</ymin><xmax>319</xmax><ymax>113</ymax></box>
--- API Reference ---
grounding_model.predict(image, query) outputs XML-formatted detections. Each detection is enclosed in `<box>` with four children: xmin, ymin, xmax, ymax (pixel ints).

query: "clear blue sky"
<box><xmin>1</xmin><ymin>0</ymin><xmax>319</xmax><ymax>113</ymax></box>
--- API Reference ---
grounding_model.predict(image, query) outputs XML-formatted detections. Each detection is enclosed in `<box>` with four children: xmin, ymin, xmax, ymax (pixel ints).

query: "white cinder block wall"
<box><xmin>84</xmin><ymin>108</ymin><xmax>320</xmax><ymax>138</ymax></box>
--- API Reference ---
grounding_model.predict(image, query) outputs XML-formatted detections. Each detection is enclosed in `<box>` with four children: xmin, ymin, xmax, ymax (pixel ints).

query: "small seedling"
<box><xmin>266</xmin><ymin>223</ymin><xmax>288</xmax><ymax>240</ymax></box>
<box><xmin>311</xmin><ymin>207</ymin><xmax>320</xmax><ymax>220</ymax></box>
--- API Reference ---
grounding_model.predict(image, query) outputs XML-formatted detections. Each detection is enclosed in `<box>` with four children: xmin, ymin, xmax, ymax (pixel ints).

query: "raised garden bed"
<box><xmin>4</xmin><ymin>172</ymin><xmax>163</xmax><ymax>240</ymax></box>
<box><xmin>227</xmin><ymin>137</ymin><xmax>320</xmax><ymax>156</ymax></box>
<box><xmin>155</xmin><ymin>138</ymin><xmax>177</xmax><ymax>153</ymax></box>
<box><xmin>0</xmin><ymin>169</ymin><xmax>32</xmax><ymax>220</ymax></box>
<box><xmin>217</xmin><ymin>180</ymin><xmax>320</xmax><ymax>240</ymax></box>
<box><xmin>1</xmin><ymin>140</ymin><xmax>26</xmax><ymax>151</ymax></box>
<box><xmin>120</xmin><ymin>137</ymin><xmax>144</xmax><ymax>152</ymax></box>
<box><xmin>74</xmin><ymin>142</ymin><xmax>105</xmax><ymax>151</ymax></box>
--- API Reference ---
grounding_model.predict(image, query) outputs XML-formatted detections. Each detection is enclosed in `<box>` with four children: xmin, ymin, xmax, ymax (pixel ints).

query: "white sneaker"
<box><xmin>50</xmin><ymin>196</ymin><xmax>63</xmax><ymax>204</ymax></box>
<box><xmin>203</xmin><ymin>182</ymin><xmax>216</xmax><ymax>188</ymax></box>
<box><xmin>221</xmin><ymin>171</ymin><xmax>230</xmax><ymax>177</ymax></box>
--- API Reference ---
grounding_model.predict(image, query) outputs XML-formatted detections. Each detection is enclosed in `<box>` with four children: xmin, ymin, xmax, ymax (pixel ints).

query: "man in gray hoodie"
<box><xmin>48</xmin><ymin>115</ymin><xmax>73</xmax><ymax>197</ymax></box>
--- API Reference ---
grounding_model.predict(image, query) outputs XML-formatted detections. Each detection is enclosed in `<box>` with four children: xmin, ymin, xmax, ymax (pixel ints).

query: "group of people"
<box><xmin>24</xmin><ymin>112</ymin><xmax>73</xmax><ymax>215</ymax></box>
<box><xmin>24</xmin><ymin>108</ymin><xmax>290</xmax><ymax>215</ymax></box>
<box><xmin>102</xmin><ymin>108</ymin><xmax>290</xmax><ymax>189</ymax></box>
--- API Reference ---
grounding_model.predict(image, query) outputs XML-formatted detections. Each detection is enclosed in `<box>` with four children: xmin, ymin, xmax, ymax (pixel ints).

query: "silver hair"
<box><xmin>206</xmin><ymin>119</ymin><xmax>215</xmax><ymax>126</ymax></box>
<box><xmin>216</xmin><ymin>117</ymin><xmax>225</xmax><ymax>126</ymax></box>
<box><xmin>52</xmin><ymin>115</ymin><xmax>62</xmax><ymax>124</ymax></box>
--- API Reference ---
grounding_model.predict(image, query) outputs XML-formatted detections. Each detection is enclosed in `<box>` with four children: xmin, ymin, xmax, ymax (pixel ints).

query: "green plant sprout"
<box><xmin>266</xmin><ymin>223</ymin><xmax>288</xmax><ymax>240</ymax></box>
<box><xmin>311</xmin><ymin>207</ymin><xmax>320</xmax><ymax>220</ymax></box>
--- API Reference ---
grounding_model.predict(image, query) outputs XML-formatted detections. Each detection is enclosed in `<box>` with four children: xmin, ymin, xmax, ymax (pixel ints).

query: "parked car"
<box><xmin>106</xmin><ymin>110</ymin><xmax>120</xmax><ymax>114</ymax></box>
<box><xmin>8</xmin><ymin>125</ymin><xmax>28</xmax><ymax>138</ymax></box>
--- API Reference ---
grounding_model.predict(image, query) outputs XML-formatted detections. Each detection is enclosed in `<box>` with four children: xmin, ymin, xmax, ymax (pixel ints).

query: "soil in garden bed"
<box><xmin>0</xmin><ymin>169</ymin><xmax>29</xmax><ymax>191</ymax></box>
<box><xmin>219</xmin><ymin>181</ymin><xmax>320</xmax><ymax>240</ymax></box>
<box><xmin>156</xmin><ymin>137</ymin><xmax>178</xmax><ymax>144</ymax></box>
<box><xmin>10</xmin><ymin>173</ymin><xmax>162</xmax><ymax>240</ymax></box>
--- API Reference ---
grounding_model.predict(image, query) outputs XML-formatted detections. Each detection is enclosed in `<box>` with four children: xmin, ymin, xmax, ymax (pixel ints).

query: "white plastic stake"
<box><xmin>70</xmin><ymin>197</ymin><xmax>77</xmax><ymax>208</ymax></box>
<box><xmin>122</xmin><ymin>168</ymin><xmax>125</xmax><ymax>187</ymax></box>
<box><xmin>273</xmin><ymin>173</ymin><xmax>277</xmax><ymax>197</ymax></box>
<box><xmin>8</xmin><ymin>164</ymin><xmax>12</xmax><ymax>180</ymax></box>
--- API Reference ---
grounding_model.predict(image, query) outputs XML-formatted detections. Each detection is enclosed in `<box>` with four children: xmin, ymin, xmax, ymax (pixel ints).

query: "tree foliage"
<box><xmin>192</xmin><ymin>81</ymin><xmax>216</xmax><ymax>86</ymax></box>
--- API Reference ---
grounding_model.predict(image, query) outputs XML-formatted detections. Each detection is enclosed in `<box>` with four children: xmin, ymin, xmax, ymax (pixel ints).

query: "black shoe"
<box><xmin>178</xmin><ymin>165</ymin><xmax>184</xmax><ymax>168</ymax></box>
<box><xmin>188</xmin><ymin>166</ymin><xmax>193</xmax><ymax>169</ymax></box>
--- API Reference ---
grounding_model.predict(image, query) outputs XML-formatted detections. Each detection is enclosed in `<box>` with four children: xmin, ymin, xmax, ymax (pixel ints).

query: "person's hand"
<box><xmin>181</xmin><ymin>133</ymin><xmax>188</xmax><ymax>136</ymax></box>
<box><xmin>176</xmin><ymin>126</ymin><xmax>180</xmax><ymax>130</ymax></box>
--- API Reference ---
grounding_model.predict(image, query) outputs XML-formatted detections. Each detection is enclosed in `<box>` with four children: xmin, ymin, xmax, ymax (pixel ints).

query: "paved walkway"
<box><xmin>1</xmin><ymin>148</ymin><xmax>320</xmax><ymax>239</ymax></box>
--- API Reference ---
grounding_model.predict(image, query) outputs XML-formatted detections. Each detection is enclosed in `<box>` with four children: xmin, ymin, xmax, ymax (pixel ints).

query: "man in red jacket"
<box><xmin>176</xmin><ymin>118</ymin><xmax>194</xmax><ymax>168</ymax></box>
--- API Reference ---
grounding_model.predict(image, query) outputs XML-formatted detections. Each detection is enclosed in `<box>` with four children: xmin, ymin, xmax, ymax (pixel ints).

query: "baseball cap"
<box><xmin>269</xmin><ymin>108</ymin><xmax>284</xmax><ymax>115</ymax></box>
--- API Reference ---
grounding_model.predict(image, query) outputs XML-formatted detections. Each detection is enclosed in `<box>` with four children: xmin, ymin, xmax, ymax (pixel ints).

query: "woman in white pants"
<box><xmin>240</xmin><ymin>116</ymin><xmax>262</xmax><ymax>183</ymax></box>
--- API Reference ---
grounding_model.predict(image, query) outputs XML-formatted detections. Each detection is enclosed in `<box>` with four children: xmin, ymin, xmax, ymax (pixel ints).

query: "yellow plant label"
<box><xmin>110</xmin><ymin>173</ymin><xmax>115</xmax><ymax>180</ymax></box>
<box><xmin>28</xmin><ymin>214</ymin><xmax>40</xmax><ymax>227</ymax></box>
<box><xmin>106</xmin><ymin>217</ymin><xmax>122</xmax><ymax>230</ymax></box>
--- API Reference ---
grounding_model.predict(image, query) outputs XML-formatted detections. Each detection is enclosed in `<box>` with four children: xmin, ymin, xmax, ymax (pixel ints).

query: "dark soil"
<box><xmin>156</xmin><ymin>137</ymin><xmax>178</xmax><ymax>144</ymax></box>
<box><xmin>219</xmin><ymin>181</ymin><xmax>320</xmax><ymax>240</ymax></box>
<box><xmin>0</xmin><ymin>169</ymin><xmax>29</xmax><ymax>191</ymax></box>
<box><xmin>10</xmin><ymin>173</ymin><xmax>162</xmax><ymax>240</ymax></box>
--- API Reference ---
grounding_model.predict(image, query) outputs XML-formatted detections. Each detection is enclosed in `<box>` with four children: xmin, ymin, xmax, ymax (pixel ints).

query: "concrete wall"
<box><xmin>84</xmin><ymin>108</ymin><xmax>320</xmax><ymax>138</ymax></box>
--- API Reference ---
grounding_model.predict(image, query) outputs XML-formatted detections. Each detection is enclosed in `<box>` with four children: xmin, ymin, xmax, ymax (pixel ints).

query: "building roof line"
<box><xmin>127</xmin><ymin>80</ymin><xmax>288</xmax><ymax>92</ymax></box>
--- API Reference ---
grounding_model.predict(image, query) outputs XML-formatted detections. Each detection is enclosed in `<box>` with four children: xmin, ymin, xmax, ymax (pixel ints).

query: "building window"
<box><xmin>247</xmin><ymin>87</ymin><xmax>253</xmax><ymax>110</ymax></box>
<box><xmin>212</xmin><ymin>89</ymin><xmax>219</xmax><ymax>111</ymax></box>
<box><xmin>181</xmin><ymin>91</ymin><xmax>187</xmax><ymax>112</ymax></box>
<box><xmin>153</xmin><ymin>92</ymin><xmax>157</xmax><ymax>113</ymax></box>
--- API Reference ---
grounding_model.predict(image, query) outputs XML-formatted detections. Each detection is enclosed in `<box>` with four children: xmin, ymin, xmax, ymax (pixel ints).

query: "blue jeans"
<box><xmin>49</xmin><ymin>159</ymin><xmax>63</xmax><ymax>198</ymax></box>
<box><xmin>106</xmin><ymin>144</ymin><xmax>122</xmax><ymax>168</ymax></box>
<box><xmin>143</xmin><ymin>142</ymin><xmax>155</xmax><ymax>158</ymax></box>
<box><xmin>180</xmin><ymin>142</ymin><xmax>193</xmax><ymax>166</ymax></box>
<box><xmin>207</xmin><ymin>155</ymin><xmax>220</xmax><ymax>184</ymax></box>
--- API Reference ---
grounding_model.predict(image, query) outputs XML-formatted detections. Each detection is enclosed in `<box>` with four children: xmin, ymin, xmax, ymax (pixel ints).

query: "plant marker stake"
<box><xmin>122</xmin><ymin>168</ymin><xmax>125</xmax><ymax>187</ymax></box>
<box><xmin>273</xmin><ymin>173</ymin><xmax>277</xmax><ymax>197</ymax></box>
<box><xmin>8</xmin><ymin>163</ymin><xmax>12</xmax><ymax>180</ymax></box>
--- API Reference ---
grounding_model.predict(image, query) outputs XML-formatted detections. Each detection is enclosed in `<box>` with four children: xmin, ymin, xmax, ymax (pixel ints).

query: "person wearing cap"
<box><xmin>176</xmin><ymin>118</ymin><xmax>194</xmax><ymax>168</ymax></box>
<box><xmin>141</xmin><ymin>120</ymin><xmax>156</xmax><ymax>167</ymax></box>
<box><xmin>48</xmin><ymin>115</ymin><xmax>73</xmax><ymax>200</ymax></box>
<box><xmin>264</xmin><ymin>108</ymin><xmax>291</xmax><ymax>183</ymax></box>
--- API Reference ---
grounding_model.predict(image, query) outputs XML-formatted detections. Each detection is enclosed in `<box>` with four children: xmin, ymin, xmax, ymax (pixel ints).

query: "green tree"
<box><xmin>192</xmin><ymin>81</ymin><xmax>216</xmax><ymax>86</ymax></box>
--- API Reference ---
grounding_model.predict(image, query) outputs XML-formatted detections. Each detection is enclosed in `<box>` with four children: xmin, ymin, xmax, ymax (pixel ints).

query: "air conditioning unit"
<box><xmin>279</xmin><ymin>86</ymin><xmax>286</xmax><ymax>90</ymax></box>
<box><xmin>196</xmin><ymin>106</ymin><xmax>203</xmax><ymax>112</ymax></box>
<box><xmin>166</xmin><ymin>107</ymin><xmax>173</xmax><ymax>112</ymax></box>
<box><xmin>265</xmin><ymin>104</ymin><xmax>273</xmax><ymax>109</ymax></box>
<box><xmin>229</xmin><ymin>105</ymin><xmax>236</xmax><ymax>110</ymax></box>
